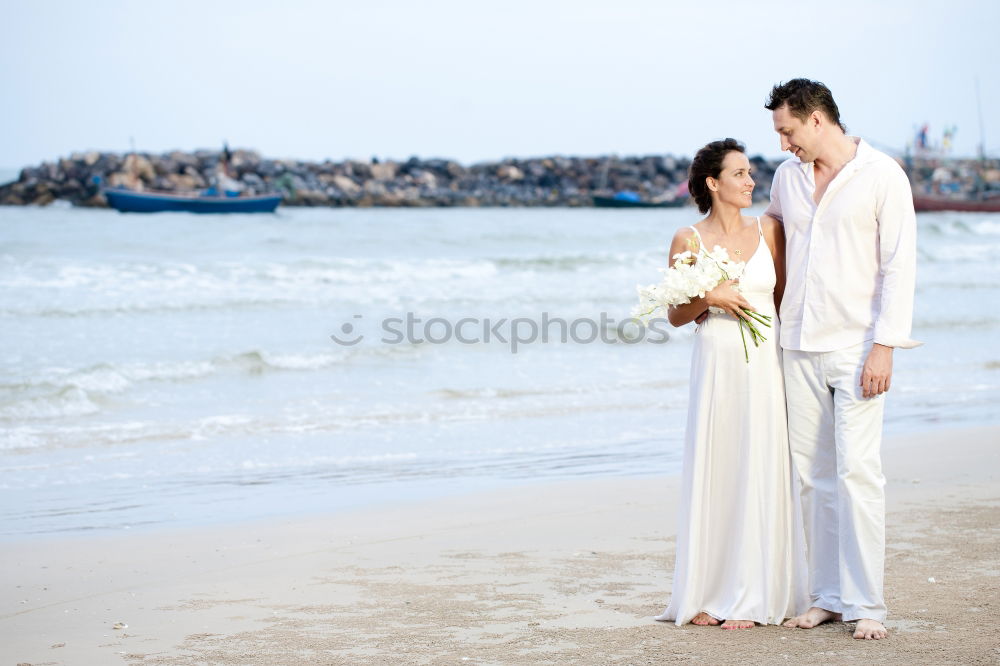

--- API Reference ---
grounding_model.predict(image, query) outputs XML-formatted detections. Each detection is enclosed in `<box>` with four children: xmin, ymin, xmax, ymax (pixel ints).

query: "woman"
<box><xmin>653</xmin><ymin>138</ymin><xmax>807</xmax><ymax>629</ymax></box>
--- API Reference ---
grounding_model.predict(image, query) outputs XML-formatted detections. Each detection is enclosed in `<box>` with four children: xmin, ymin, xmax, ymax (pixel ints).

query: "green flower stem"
<box><xmin>742</xmin><ymin>309</ymin><xmax>773</xmax><ymax>326</ymax></box>
<box><xmin>738</xmin><ymin>317</ymin><xmax>749</xmax><ymax>363</ymax></box>
<box><xmin>738</xmin><ymin>309</ymin><xmax>770</xmax><ymax>348</ymax></box>
<box><xmin>635</xmin><ymin>307</ymin><xmax>656</xmax><ymax>320</ymax></box>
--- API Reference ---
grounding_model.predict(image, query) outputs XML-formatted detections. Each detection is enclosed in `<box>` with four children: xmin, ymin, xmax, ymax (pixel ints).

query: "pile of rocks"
<box><xmin>907</xmin><ymin>156</ymin><xmax>1000</xmax><ymax>197</ymax></box>
<box><xmin>0</xmin><ymin>149</ymin><xmax>781</xmax><ymax>208</ymax></box>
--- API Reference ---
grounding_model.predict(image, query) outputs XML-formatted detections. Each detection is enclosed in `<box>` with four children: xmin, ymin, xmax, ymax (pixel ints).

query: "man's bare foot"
<box><xmin>782</xmin><ymin>606</ymin><xmax>842</xmax><ymax>628</ymax></box>
<box><xmin>691</xmin><ymin>612</ymin><xmax>720</xmax><ymax>626</ymax></box>
<box><xmin>721</xmin><ymin>619</ymin><xmax>754</xmax><ymax>629</ymax></box>
<box><xmin>853</xmin><ymin>618</ymin><xmax>888</xmax><ymax>640</ymax></box>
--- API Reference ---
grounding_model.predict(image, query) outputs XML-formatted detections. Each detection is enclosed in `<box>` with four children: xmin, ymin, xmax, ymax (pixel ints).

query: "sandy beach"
<box><xmin>3</xmin><ymin>424</ymin><xmax>998</xmax><ymax>665</ymax></box>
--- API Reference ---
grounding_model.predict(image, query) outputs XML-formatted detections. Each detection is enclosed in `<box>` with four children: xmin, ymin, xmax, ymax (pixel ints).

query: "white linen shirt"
<box><xmin>766</xmin><ymin>137</ymin><xmax>921</xmax><ymax>352</ymax></box>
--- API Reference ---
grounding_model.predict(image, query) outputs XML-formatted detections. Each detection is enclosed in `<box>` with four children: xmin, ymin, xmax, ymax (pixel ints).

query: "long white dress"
<box><xmin>654</xmin><ymin>218</ymin><xmax>808</xmax><ymax>625</ymax></box>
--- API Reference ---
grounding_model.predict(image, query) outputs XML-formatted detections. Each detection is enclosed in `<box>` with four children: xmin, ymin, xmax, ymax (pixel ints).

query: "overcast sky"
<box><xmin>1</xmin><ymin>0</ymin><xmax>997</xmax><ymax>168</ymax></box>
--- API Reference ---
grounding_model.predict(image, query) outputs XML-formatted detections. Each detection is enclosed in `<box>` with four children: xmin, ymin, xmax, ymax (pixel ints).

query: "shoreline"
<box><xmin>2</xmin><ymin>425</ymin><xmax>997</xmax><ymax>664</ymax></box>
<box><xmin>2</xmin><ymin>414</ymin><xmax>992</xmax><ymax>545</ymax></box>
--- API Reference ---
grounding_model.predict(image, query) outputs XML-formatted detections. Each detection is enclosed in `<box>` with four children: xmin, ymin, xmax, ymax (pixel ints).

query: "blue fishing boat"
<box><xmin>103</xmin><ymin>187</ymin><xmax>282</xmax><ymax>214</ymax></box>
<box><xmin>592</xmin><ymin>193</ymin><xmax>686</xmax><ymax>208</ymax></box>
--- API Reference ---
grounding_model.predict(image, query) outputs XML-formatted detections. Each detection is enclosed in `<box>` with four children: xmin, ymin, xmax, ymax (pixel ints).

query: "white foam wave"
<box><xmin>0</xmin><ymin>254</ymin><xmax>644</xmax><ymax>316</ymax></box>
<box><xmin>918</xmin><ymin>243</ymin><xmax>997</xmax><ymax>263</ymax></box>
<box><xmin>0</xmin><ymin>360</ymin><xmax>215</xmax><ymax>399</ymax></box>
<box><xmin>0</xmin><ymin>379</ymin><xmax>668</xmax><ymax>452</ymax></box>
<box><xmin>0</xmin><ymin>350</ymin><xmax>361</xmax><ymax>422</ymax></box>
<box><xmin>922</xmin><ymin>217</ymin><xmax>1000</xmax><ymax>237</ymax></box>
<box><xmin>0</xmin><ymin>257</ymin><xmax>499</xmax><ymax>292</ymax></box>
<box><xmin>0</xmin><ymin>387</ymin><xmax>101</xmax><ymax>421</ymax></box>
<box><xmin>971</xmin><ymin>220</ymin><xmax>1000</xmax><ymax>236</ymax></box>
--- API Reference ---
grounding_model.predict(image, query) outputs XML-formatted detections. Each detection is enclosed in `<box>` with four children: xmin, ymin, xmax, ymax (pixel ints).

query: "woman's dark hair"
<box><xmin>765</xmin><ymin>78</ymin><xmax>847</xmax><ymax>133</ymax></box>
<box><xmin>688</xmin><ymin>138</ymin><xmax>745</xmax><ymax>214</ymax></box>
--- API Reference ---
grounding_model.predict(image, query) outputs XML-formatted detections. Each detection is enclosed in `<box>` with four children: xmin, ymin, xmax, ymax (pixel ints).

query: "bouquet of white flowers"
<box><xmin>633</xmin><ymin>243</ymin><xmax>771</xmax><ymax>362</ymax></box>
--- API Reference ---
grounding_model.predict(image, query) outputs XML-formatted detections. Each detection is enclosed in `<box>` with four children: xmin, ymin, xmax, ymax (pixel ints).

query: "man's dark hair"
<box><xmin>765</xmin><ymin>79</ymin><xmax>847</xmax><ymax>133</ymax></box>
<box><xmin>688</xmin><ymin>138</ymin><xmax>745</xmax><ymax>215</ymax></box>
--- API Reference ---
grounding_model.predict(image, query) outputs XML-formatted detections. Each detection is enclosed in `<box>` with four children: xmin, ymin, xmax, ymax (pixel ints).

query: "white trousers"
<box><xmin>782</xmin><ymin>341</ymin><xmax>887</xmax><ymax>622</ymax></box>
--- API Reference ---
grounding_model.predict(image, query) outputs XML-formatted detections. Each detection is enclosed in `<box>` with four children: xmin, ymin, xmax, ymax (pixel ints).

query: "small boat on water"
<box><xmin>592</xmin><ymin>195</ymin><xmax>686</xmax><ymax>208</ymax></box>
<box><xmin>905</xmin><ymin>88</ymin><xmax>999</xmax><ymax>213</ymax></box>
<box><xmin>912</xmin><ymin>195</ymin><xmax>1000</xmax><ymax>213</ymax></box>
<box><xmin>103</xmin><ymin>187</ymin><xmax>282</xmax><ymax>214</ymax></box>
<box><xmin>593</xmin><ymin>190</ymin><xmax>687</xmax><ymax>208</ymax></box>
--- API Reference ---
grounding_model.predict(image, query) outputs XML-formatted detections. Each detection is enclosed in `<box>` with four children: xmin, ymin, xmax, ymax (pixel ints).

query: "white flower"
<box><xmin>633</xmin><ymin>241</ymin><xmax>772</xmax><ymax>362</ymax></box>
<box><xmin>633</xmin><ymin>247</ymin><xmax>745</xmax><ymax>321</ymax></box>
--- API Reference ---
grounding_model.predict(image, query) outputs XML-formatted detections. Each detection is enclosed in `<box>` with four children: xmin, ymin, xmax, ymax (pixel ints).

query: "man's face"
<box><xmin>772</xmin><ymin>104</ymin><xmax>815</xmax><ymax>162</ymax></box>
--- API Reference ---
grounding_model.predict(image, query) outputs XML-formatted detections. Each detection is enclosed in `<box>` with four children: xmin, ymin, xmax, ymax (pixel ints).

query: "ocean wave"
<box><xmin>917</xmin><ymin>243</ymin><xmax>999</xmax><ymax>263</ymax></box>
<box><xmin>0</xmin><ymin>426</ymin><xmax>678</xmax><ymax>496</ymax></box>
<box><xmin>916</xmin><ymin>277</ymin><xmax>1000</xmax><ymax>290</ymax></box>
<box><xmin>912</xmin><ymin>315</ymin><xmax>999</xmax><ymax>330</ymax></box>
<box><xmin>0</xmin><ymin>257</ymin><xmax>503</xmax><ymax>317</ymax></box>
<box><xmin>0</xmin><ymin>386</ymin><xmax>103</xmax><ymax>421</ymax></box>
<box><xmin>0</xmin><ymin>334</ymin><xmax>680</xmax><ymax>425</ymax></box>
<box><xmin>0</xmin><ymin>257</ymin><xmax>499</xmax><ymax>292</ymax></box>
<box><xmin>0</xmin><ymin>359</ymin><xmax>215</xmax><ymax>399</ymax></box>
<box><xmin>0</xmin><ymin>383</ymin><xmax>674</xmax><ymax>452</ymax></box>
<box><xmin>0</xmin><ymin>250</ymin><xmax>665</xmax><ymax>318</ymax></box>
<box><xmin>0</xmin><ymin>420</ymin><xmax>194</xmax><ymax>453</ymax></box>
<box><xmin>0</xmin><ymin>290</ymin><xmax>605</xmax><ymax>318</ymax></box>
<box><xmin>0</xmin><ymin>348</ymin><xmax>407</xmax><ymax>422</ymax></box>
<box><xmin>5</xmin><ymin>298</ymin><xmax>303</xmax><ymax>318</ymax></box>
<box><xmin>921</xmin><ymin>217</ymin><xmax>1000</xmax><ymax>237</ymax></box>
<box><xmin>431</xmin><ymin>378</ymin><xmax>685</xmax><ymax>401</ymax></box>
<box><xmin>492</xmin><ymin>249</ymin><xmax>658</xmax><ymax>271</ymax></box>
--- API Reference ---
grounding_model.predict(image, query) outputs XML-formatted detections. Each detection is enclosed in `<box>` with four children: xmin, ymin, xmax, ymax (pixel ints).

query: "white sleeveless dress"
<box><xmin>655</xmin><ymin>218</ymin><xmax>808</xmax><ymax>625</ymax></box>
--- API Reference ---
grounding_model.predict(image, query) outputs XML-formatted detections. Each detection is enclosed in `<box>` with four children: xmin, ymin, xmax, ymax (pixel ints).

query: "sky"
<box><xmin>1</xmin><ymin>0</ymin><xmax>997</xmax><ymax>168</ymax></box>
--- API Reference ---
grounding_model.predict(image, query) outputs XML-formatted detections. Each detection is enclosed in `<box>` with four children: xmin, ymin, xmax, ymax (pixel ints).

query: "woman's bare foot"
<box><xmin>721</xmin><ymin>619</ymin><xmax>754</xmax><ymax>629</ymax></box>
<box><xmin>690</xmin><ymin>612</ymin><xmax>720</xmax><ymax>626</ymax></box>
<box><xmin>853</xmin><ymin>618</ymin><xmax>888</xmax><ymax>640</ymax></box>
<box><xmin>782</xmin><ymin>606</ymin><xmax>842</xmax><ymax>628</ymax></box>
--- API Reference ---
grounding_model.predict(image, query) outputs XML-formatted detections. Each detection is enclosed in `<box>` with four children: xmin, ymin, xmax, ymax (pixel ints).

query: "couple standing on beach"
<box><xmin>654</xmin><ymin>79</ymin><xmax>919</xmax><ymax>640</ymax></box>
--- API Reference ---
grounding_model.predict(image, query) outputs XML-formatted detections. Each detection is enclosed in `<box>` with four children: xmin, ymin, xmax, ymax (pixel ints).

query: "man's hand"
<box><xmin>861</xmin><ymin>343</ymin><xmax>893</xmax><ymax>398</ymax></box>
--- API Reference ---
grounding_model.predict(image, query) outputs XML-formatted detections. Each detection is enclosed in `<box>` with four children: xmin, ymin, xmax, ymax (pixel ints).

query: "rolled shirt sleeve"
<box><xmin>873</xmin><ymin>164</ymin><xmax>922</xmax><ymax>349</ymax></box>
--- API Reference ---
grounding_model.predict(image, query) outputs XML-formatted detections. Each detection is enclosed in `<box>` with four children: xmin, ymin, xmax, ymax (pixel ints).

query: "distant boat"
<box><xmin>912</xmin><ymin>194</ymin><xmax>1000</xmax><ymax>213</ymax></box>
<box><xmin>593</xmin><ymin>190</ymin><xmax>687</xmax><ymax>208</ymax></box>
<box><xmin>909</xmin><ymin>80</ymin><xmax>1000</xmax><ymax>213</ymax></box>
<box><xmin>103</xmin><ymin>187</ymin><xmax>282</xmax><ymax>214</ymax></box>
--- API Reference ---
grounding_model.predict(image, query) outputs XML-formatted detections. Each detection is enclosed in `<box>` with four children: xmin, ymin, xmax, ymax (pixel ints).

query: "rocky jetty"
<box><xmin>0</xmin><ymin>149</ymin><xmax>784</xmax><ymax>208</ymax></box>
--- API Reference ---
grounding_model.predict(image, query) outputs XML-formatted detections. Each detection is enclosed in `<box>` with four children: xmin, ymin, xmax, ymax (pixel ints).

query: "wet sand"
<box><xmin>3</xmin><ymin>425</ymin><xmax>998</xmax><ymax>665</ymax></box>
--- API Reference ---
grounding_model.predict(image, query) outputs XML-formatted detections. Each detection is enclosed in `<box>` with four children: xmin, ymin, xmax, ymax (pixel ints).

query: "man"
<box><xmin>215</xmin><ymin>142</ymin><xmax>243</xmax><ymax>197</ymax></box>
<box><xmin>763</xmin><ymin>79</ymin><xmax>920</xmax><ymax>640</ymax></box>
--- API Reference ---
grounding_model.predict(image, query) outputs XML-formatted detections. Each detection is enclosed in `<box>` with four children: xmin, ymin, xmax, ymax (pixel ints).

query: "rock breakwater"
<box><xmin>0</xmin><ymin>149</ymin><xmax>785</xmax><ymax>208</ymax></box>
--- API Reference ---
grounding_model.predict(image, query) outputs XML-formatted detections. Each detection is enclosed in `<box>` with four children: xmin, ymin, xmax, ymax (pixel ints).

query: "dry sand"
<box><xmin>3</xmin><ymin>425</ymin><xmax>998</xmax><ymax>665</ymax></box>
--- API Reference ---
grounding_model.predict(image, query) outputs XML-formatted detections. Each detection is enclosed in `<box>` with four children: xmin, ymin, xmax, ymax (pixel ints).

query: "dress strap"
<box><xmin>755</xmin><ymin>216</ymin><xmax>763</xmax><ymax>237</ymax></box>
<box><xmin>688</xmin><ymin>225</ymin><xmax>705</xmax><ymax>252</ymax></box>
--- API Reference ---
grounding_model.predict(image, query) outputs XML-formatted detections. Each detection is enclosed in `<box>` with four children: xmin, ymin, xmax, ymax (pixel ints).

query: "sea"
<box><xmin>1</xmin><ymin>203</ymin><xmax>997</xmax><ymax>539</ymax></box>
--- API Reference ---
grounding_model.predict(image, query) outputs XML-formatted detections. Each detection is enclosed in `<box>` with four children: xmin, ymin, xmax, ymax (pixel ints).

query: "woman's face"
<box><xmin>710</xmin><ymin>151</ymin><xmax>754</xmax><ymax>210</ymax></box>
